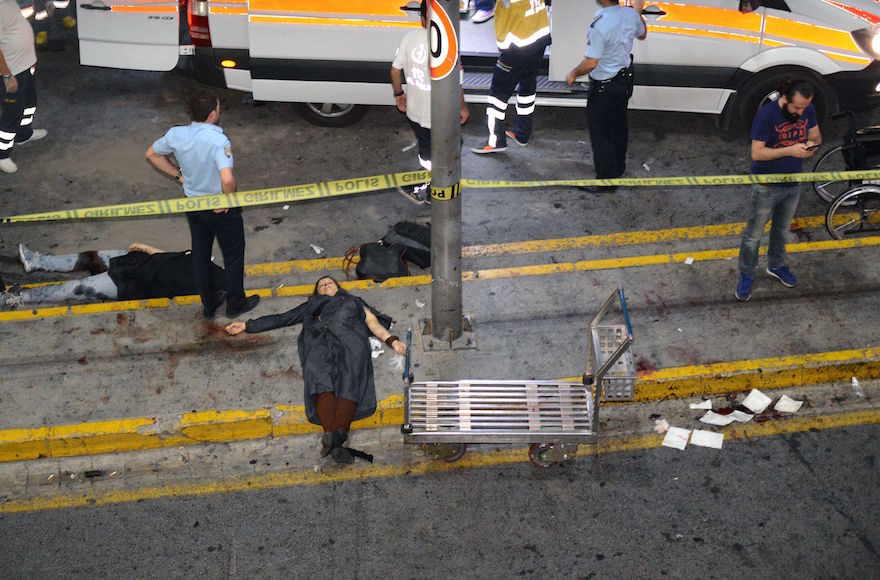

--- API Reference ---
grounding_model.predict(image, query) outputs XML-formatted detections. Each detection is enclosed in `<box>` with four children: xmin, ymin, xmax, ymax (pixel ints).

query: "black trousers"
<box><xmin>586</xmin><ymin>69</ymin><xmax>634</xmax><ymax>179</ymax></box>
<box><xmin>486</xmin><ymin>39</ymin><xmax>548</xmax><ymax>148</ymax></box>
<box><xmin>186</xmin><ymin>208</ymin><xmax>246</xmax><ymax>310</ymax></box>
<box><xmin>0</xmin><ymin>68</ymin><xmax>37</xmax><ymax>160</ymax></box>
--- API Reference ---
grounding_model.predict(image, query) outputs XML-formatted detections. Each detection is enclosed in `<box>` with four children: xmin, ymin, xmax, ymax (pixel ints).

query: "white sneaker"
<box><xmin>19</xmin><ymin>243</ymin><xmax>39</xmax><ymax>273</ymax></box>
<box><xmin>17</xmin><ymin>128</ymin><xmax>47</xmax><ymax>145</ymax></box>
<box><xmin>0</xmin><ymin>158</ymin><xmax>18</xmax><ymax>173</ymax></box>
<box><xmin>472</xmin><ymin>8</ymin><xmax>494</xmax><ymax>23</ymax></box>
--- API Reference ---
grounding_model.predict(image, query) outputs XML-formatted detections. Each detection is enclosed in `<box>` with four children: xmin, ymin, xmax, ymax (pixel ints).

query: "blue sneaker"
<box><xmin>735</xmin><ymin>275</ymin><xmax>753</xmax><ymax>301</ymax></box>
<box><xmin>766</xmin><ymin>265</ymin><xmax>797</xmax><ymax>288</ymax></box>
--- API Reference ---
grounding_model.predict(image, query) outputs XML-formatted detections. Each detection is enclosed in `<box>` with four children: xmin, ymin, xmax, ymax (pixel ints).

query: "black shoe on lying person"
<box><xmin>226</xmin><ymin>294</ymin><xmax>260</xmax><ymax>318</ymax></box>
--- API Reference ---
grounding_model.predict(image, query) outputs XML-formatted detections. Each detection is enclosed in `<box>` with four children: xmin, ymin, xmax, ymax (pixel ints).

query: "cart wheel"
<box><xmin>529</xmin><ymin>443</ymin><xmax>554</xmax><ymax>469</ymax></box>
<box><xmin>421</xmin><ymin>443</ymin><xmax>467</xmax><ymax>462</ymax></box>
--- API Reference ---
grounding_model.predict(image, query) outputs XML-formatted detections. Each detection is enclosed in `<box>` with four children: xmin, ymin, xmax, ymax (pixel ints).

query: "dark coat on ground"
<box><xmin>244</xmin><ymin>290</ymin><xmax>392</xmax><ymax>425</ymax></box>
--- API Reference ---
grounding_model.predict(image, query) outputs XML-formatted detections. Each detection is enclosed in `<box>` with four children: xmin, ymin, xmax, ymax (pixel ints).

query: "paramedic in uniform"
<box><xmin>146</xmin><ymin>92</ymin><xmax>260</xmax><ymax>319</ymax></box>
<box><xmin>566</xmin><ymin>0</ymin><xmax>646</xmax><ymax>192</ymax></box>
<box><xmin>472</xmin><ymin>0</ymin><xmax>550</xmax><ymax>154</ymax></box>
<box><xmin>0</xmin><ymin>0</ymin><xmax>47</xmax><ymax>174</ymax></box>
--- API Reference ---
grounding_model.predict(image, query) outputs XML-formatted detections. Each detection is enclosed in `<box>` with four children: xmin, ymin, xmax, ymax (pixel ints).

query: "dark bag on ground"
<box><xmin>381</xmin><ymin>221</ymin><xmax>431</xmax><ymax>269</ymax></box>
<box><xmin>344</xmin><ymin>242</ymin><xmax>409</xmax><ymax>282</ymax></box>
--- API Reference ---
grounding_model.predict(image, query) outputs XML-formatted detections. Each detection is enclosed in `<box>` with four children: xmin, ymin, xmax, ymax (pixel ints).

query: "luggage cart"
<box><xmin>401</xmin><ymin>287</ymin><xmax>635</xmax><ymax>468</ymax></box>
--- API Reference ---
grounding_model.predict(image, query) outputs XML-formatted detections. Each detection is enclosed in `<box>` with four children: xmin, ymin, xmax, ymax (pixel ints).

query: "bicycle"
<box><xmin>813</xmin><ymin>110</ymin><xmax>880</xmax><ymax>204</ymax></box>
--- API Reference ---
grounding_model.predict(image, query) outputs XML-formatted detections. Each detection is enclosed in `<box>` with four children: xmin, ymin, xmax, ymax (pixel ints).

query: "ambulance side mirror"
<box><xmin>739</xmin><ymin>0</ymin><xmax>760</xmax><ymax>12</ymax></box>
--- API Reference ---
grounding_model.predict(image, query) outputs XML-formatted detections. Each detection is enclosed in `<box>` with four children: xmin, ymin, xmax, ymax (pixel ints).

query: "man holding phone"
<box><xmin>735</xmin><ymin>78</ymin><xmax>822</xmax><ymax>301</ymax></box>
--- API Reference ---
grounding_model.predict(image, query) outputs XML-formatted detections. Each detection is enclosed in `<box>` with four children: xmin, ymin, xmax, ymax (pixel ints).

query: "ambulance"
<box><xmin>76</xmin><ymin>0</ymin><xmax>880</xmax><ymax>128</ymax></box>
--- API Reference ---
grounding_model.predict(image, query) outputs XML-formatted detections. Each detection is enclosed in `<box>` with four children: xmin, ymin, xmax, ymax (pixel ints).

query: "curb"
<box><xmin>2</xmin><ymin>348</ymin><xmax>878</xmax><ymax>463</ymax></box>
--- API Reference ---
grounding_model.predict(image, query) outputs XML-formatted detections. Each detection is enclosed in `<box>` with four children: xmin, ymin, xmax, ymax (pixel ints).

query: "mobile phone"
<box><xmin>804</xmin><ymin>143</ymin><xmax>819</xmax><ymax>151</ymax></box>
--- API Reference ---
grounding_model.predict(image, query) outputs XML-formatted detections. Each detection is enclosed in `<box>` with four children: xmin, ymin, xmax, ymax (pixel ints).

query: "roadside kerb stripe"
<box><xmin>2</xmin><ymin>169</ymin><xmax>879</xmax><ymax>224</ymax></box>
<box><xmin>3</xmin><ymin>233</ymin><xmax>878</xmax><ymax>323</ymax></box>
<box><xmin>2</xmin><ymin>408</ymin><xmax>878</xmax><ymax>514</ymax></box>
<box><xmin>1</xmin><ymin>348</ymin><xmax>878</xmax><ymax>463</ymax></box>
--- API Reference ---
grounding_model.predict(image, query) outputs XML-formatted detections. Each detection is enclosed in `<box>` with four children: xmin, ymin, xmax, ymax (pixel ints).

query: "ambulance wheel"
<box><xmin>529</xmin><ymin>443</ymin><xmax>554</xmax><ymax>469</ymax></box>
<box><xmin>733</xmin><ymin>67</ymin><xmax>836</xmax><ymax>136</ymax></box>
<box><xmin>296</xmin><ymin>103</ymin><xmax>368</xmax><ymax>128</ymax></box>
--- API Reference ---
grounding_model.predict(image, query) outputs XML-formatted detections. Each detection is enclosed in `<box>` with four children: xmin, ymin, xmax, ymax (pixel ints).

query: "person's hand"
<box><xmin>225</xmin><ymin>321</ymin><xmax>247</xmax><ymax>335</ymax></box>
<box><xmin>460</xmin><ymin>104</ymin><xmax>470</xmax><ymax>125</ymax></box>
<box><xmin>392</xmin><ymin>339</ymin><xmax>407</xmax><ymax>356</ymax></box>
<box><xmin>213</xmin><ymin>208</ymin><xmax>229</xmax><ymax>214</ymax></box>
<box><xmin>631</xmin><ymin>0</ymin><xmax>645</xmax><ymax>13</ymax></box>
<box><xmin>128</xmin><ymin>242</ymin><xmax>144</xmax><ymax>252</ymax></box>
<box><xmin>395</xmin><ymin>93</ymin><xmax>407</xmax><ymax>113</ymax></box>
<box><xmin>565</xmin><ymin>70</ymin><xmax>577</xmax><ymax>86</ymax></box>
<box><xmin>3</xmin><ymin>76</ymin><xmax>18</xmax><ymax>94</ymax></box>
<box><xmin>790</xmin><ymin>143</ymin><xmax>816</xmax><ymax>159</ymax></box>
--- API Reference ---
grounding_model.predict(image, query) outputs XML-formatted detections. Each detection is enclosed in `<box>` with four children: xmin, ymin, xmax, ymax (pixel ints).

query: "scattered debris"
<box><xmin>741</xmin><ymin>388</ymin><xmax>772</xmax><ymax>414</ymax></box>
<box><xmin>654</xmin><ymin>418</ymin><xmax>670</xmax><ymax>434</ymax></box>
<box><xmin>684</xmin><ymin>257</ymin><xmax>694</xmax><ymax>265</ymax></box>
<box><xmin>402</xmin><ymin>142</ymin><xmax>416</xmax><ymax>152</ymax></box>
<box><xmin>774</xmin><ymin>395</ymin><xmax>804</xmax><ymax>413</ymax></box>
<box><xmin>84</xmin><ymin>470</ymin><xmax>103</xmax><ymax>478</ymax></box>
<box><xmin>690</xmin><ymin>429</ymin><xmax>723</xmax><ymax>449</ymax></box>
<box><xmin>309</xmin><ymin>244</ymin><xmax>324</xmax><ymax>255</ymax></box>
<box><xmin>851</xmin><ymin>377</ymin><xmax>865</xmax><ymax>398</ymax></box>
<box><xmin>689</xmin><ymin>399</ymin><xmax>712</xmax><ymax>410</ymax></box>
<box><xmin>642</xmin><ymin>157</ymin><xmax>655</xmax><ymax>171</ymax></box>
<box><xmin>700</xmin><ymin>410</ymin><xmax>737</xmax><ymax>426</ymax></box>
<box><xmin>282</xmin><ymin>205</ymin><xmax>290</xmax><ymax>210</ymax></box>
<box><xmin>371</xmin><ymin>349</ymin><xmax>384</xmax><ymax>359</ymax></box>
<box><xmin>662</xmin><ymin>427</ymin><xmax>690</xmax><ymax>450</ymax></box>
<box><xmin>677</xmin><ymin>328</ymin><xmax>683</xmax><ymax>333</ymax></box>
<box><xmin>415</xmin><ymin>299</ymin><xmax>425</xmax><ymax>309</ymax></box>
<box><xmin>728</xmin><ymin>410</ymin><xmax>754</xmax><ymax>422</ymax></box>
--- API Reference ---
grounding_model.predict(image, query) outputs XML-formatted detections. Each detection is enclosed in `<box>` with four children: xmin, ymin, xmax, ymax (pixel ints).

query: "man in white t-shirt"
<box><xmin>390</xmin><ymin>0</ymin><xmax>469</xmax><ymax>204</ymax></box>
<box><xmin>0</xmin><ymin>0</ymin><xmax>47</xmax><ymax>174</ymax></box>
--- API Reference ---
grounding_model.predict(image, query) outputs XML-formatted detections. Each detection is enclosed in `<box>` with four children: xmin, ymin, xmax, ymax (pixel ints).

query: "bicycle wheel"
<box><xmin>814</xmin><ymin>145</ymin><xmax>856</xmax><ymax>204</ymax></box>
<box><xmin>826</xmin><ymin>184</ymin><xmax>880</xmax><ymax>239</ymax></box>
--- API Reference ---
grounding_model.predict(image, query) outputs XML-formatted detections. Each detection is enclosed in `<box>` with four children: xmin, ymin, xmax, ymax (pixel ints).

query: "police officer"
<box><xmin>146</xmin><ymin>92</ymin><xmax>260</xmax><ymax>319</ymax></box>
<box><xmin>566</xmin><ymin>0</ymin><xmax>646</xmax><ymax>192</ymax></box>
<box><xmin>471</xmin><ymin>0</ymin><xmax>550</xmax><ymax>154</ymax></box>
<box><xmin>0</xmin><ymin>0</ymin><xmax>47</xmax><ymax>174</ymax></box>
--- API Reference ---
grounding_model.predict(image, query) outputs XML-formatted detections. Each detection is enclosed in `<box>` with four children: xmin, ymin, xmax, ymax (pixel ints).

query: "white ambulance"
<box><xmin>76</xmin><ymin>0</ymin><xmax>880</xmax><ymax>128</ymax></box>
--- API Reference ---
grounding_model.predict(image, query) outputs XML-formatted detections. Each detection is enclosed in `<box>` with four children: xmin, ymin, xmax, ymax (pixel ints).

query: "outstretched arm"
<box><xmin>364</xmin><ymin>306</ymin><xmax>406</xmax><ymax>355</ymax></box>
<box><xmin>226</xmin><ymin>302</ymin><xmax>309</xmax><ymax>336</ymax></box>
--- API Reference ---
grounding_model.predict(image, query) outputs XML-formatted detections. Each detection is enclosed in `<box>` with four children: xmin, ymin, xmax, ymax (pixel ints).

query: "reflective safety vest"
<box><xmin>494</xmin><ymin>0</ymin><xmax>550</xmax><ymax>50</ymax></box>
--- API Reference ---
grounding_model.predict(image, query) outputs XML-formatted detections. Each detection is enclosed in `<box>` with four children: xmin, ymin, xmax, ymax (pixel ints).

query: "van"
<box><xmin>76</xmin><ymin>0</ymin><xmax>880</xmax><ymax>128</ymax></box>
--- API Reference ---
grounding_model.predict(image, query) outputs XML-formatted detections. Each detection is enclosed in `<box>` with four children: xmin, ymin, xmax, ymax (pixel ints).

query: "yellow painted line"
<box><xmin>4</xmin><ymin>233</ymin><xmax>879</xmax><ymax>324</ymax></box>
<box><xmin>2</xmin><ymin>408</ymin><xmax>877</xmax><ymax>514</ymax></box>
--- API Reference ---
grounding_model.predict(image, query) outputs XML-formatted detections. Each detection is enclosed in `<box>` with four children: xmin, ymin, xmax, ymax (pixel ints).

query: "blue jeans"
<box><xmin>21</xmin><ymin>272</ymin><xmax>118</xmax><ymax>303</ymax></box>
<box><xmin>475</xmin><ymin>0</ymin><xmax>494</xmax><ymax>10</ymax></box>
<box><xmin>738</xmin><ymin>183</ymin><xmax>801</xmax><ymax>277</ymax></box>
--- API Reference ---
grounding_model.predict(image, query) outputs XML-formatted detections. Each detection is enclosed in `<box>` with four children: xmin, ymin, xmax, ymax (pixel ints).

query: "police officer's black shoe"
<box><xmin>226</xmin><ymin>294</ymin><xmax>260</xmax><ymax>318</ymax></box>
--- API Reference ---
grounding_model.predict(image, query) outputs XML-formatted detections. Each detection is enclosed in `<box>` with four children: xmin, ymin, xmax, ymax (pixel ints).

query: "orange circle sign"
<box><xmin>429</xmin><ymin>0</ymin><xmax>458</xmax><ymax>80</ymax></box>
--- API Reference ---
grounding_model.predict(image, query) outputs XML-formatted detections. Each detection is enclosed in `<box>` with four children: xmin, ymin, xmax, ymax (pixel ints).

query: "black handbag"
<box><xmin>343</xmin><ymin>242</ymin><xmax>409</xmax><ymax>282</ymax></box>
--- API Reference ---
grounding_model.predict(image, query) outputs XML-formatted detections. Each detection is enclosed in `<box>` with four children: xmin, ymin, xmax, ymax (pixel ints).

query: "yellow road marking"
<box><xmin>2</xmin><ymin>408</ymin><xmax>877</xmax><ymax>514</ymax></box>
<box><xmin>4</xmin><ymin>231</ymin><xmax>878</xmax><ymax>324</ymax></box>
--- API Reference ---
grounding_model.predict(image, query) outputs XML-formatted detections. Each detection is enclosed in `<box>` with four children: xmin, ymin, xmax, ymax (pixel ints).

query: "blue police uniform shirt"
<box><xmin>151</xmin><ymin>123</ymin><xmax>233</xmax><ymax>197</ymax></box>
<box><xmin>585</xmin><ymin>5</ymin><xmax>645</xmax><ymax>81</ymax></box>
<box><xmin>750</xmin><ymin>100</ymin><xmax>818</xmax><ymax>176</ymax></box>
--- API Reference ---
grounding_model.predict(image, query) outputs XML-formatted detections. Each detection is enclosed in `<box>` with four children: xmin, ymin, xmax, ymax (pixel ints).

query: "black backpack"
<box><xmin>381</xmin><ymin>221</ymin><xmax>431</xmax><ymax>269</ymax></box>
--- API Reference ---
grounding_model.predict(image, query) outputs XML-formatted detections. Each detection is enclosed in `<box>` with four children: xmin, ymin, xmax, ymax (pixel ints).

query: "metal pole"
<box><xmin>428</xmin><ymin>0</ymin><xmax>463</xmax><ymax>341</ymax></box>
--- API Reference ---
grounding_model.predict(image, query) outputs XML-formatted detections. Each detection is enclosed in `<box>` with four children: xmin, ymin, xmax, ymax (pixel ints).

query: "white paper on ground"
<box><xmin>309</xmin><ymin>244</ymin><xmax>324</xmax><ymax>254</ymax></box>
<box><xmin>774</xmin><ymin>395</ymin><xmax>804</xmax><ymax>413</ymax></box>
<box><xmin>690</xmin><ymin>429</ymin><xmax>723</xmax><ymax>449</ymax></box>
<box><xmin>684</xmin><ymin>257</ymin><xmax>694</xmax><ymax>265</ymax></box>
<box><xmin>699</xmin><ymin>410</ymin><xmax>736</xmax><ymax>426</ymax></box>
<box><xmin>654</xmin><ymin>419</ymin><xmax>670</xmax><ymax>434</ymax></box>
<box><xmin>729</xmin><ymin>410</ymin><xmax>753</xmax><ymax>422</ymax></box>
<box><xmin>662</xmin><ymin>427</ymin><xmax>690</xmax><ymax>450</ymax></box>
<box><xmin>742</xmin><ymin>388</ymin><xmax>773</xmax><ymax>414</ymax></box>
<box><xmin>689</xmin><ymin>399</ymin><xmax>712</xmax><ymax>410</ymax></box>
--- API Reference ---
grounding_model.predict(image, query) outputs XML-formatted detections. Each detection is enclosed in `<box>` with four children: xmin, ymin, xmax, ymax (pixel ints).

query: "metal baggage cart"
<box><xmin>401</xmin><ymin>287</ymin><xmax>635</xmax><ymax>467</ymax></box>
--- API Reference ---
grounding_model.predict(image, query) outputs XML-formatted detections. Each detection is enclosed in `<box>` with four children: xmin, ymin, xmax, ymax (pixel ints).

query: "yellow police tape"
<box><xmin>2</xmin><ymin>169</ymin><xmax>880</xmax><ymax>224</ymax></box>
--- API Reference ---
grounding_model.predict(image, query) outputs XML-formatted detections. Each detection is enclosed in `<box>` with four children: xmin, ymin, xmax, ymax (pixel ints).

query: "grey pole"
<box><xmin>428</xmin><ymin>0</ymin><xmax>463</xmax><ymax>341</ymax></box>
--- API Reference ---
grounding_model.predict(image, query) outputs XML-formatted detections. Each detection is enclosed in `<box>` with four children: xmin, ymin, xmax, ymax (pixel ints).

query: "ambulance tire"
<box><xmin>733</xmin><ymin>67</ymin><xmax>836</xmax><ymax>138</ymax></box>
<box><xmin>296</xmin><ymin>102</ymin><xmax>368</xmax><ymax>127</ymax></box>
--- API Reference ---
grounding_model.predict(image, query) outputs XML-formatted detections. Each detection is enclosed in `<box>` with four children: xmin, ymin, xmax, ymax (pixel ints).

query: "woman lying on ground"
<box><xmin>225</xmin><ymin>276</ymin><xmax>406</xmax><ymax>464</ymax></box>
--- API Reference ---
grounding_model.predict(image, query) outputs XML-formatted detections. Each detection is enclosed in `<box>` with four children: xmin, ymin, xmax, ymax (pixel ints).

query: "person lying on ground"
<box><xmin>225</xmin><ymin>276</ymin><xmax>407</xmax><ymax>465</ymax></box>
<box><xmin>3</xmin><ymin>242</ymin><xmax>226</xmax><ymax>305</ymax></box>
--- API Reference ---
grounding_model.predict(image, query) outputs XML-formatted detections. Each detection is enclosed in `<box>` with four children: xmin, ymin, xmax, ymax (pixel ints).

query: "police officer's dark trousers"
<box><xmin>0</xmin><ymin>68</ymin><xmax>37</xmax><ymax>160</ymax></box>
<box><xmin>186</xmin><ymin>207</ymin><xmax>246</xmax><ymax>311</ymax></box>
<box><xmin>586</xmin><ymin>67</ymin><xmax>633</xmax><ymax>179</ymax></box>
<box><xmin>487</xmin><ymin>38</ymin><xmax>548</xmax><ymax>147</ymax></box>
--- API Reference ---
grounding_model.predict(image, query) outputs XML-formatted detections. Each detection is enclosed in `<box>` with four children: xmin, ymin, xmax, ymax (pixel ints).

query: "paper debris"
<box><xmin>689</xmin><ymin>399</ymin><xmax>712</xmax><ymax>410</ymax></box>
<box><xmin>642</xmin><ymin>158</ymin><xmax>655</xmax><ymax>171</ymax></box>
<box><xmin>742</xmin><ymin>389</ymin><xmax>773</xmax><ymax>413</ymax></box>
<box><xmin>699</xmin><ymin>410</ymin><xmax>736</xmax><ymax>426</ymax></box>
<box><xmin>402</xmin><ymin>142</ymin><xmax>416</xmax><ymax>152</ymax></box>
<box><xmin>309</xmin><ymin>244</ymin><xmax>324</xmax><ymax>255</ymax></box>
<box><xmin>684</xmin><ymin>257</ymin><xmax>694</xmax><ymax>265</ymax></box>
<box><xmin>654</xmin><ymin>419</ymin><xmax>670</xmax><ymax>434</ymax></box>
<box><xmin>662</xmin><ymin>427</ymin><xmax>690</xmax><ymax>450</ymax></box>
<box><xmin>729</xmin><ymin>410</ymin><xmax>753</xmax><ymax>422</ymax></box>
<box><xmin>415</xmin><ymin>299</ymin><xmax>426</xmax><ymax>309</ymax></box>
<box><xmin>371</xmin><ymin>349</ymin><xmax>384</xmax><ymax>359</ymax></box>
<box><xmin>774</xmin><ymin>395</ymin><xmax>803</xmax><ymax>413</ymax></box>
<box><xmin>677</xmin><ymin>328</ymin><xmax>683</xmax><ymax>333</ymax></box>
<box><xmin>369</xmin><ymin>337</ymin><xmax>382</xmax><ymax>349</ymax></box>
<box><xmin>690</xmin><ymin>429</ymin><xmax>723</xmax><ymax>449</ymax></box>
<box><xmin>282</xmin><ymin>204</ymin><xmax>290</xmax><ymax>210</ymax></box>
<box><xmin>389</xmin><ymin>355</ymin><xmax>404</xmax><ymax>370</ymax></box>
<box><xmin>851</xmin><ymin>377</ymin><xmax>865</xmax><ymax>398</ymax></box>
